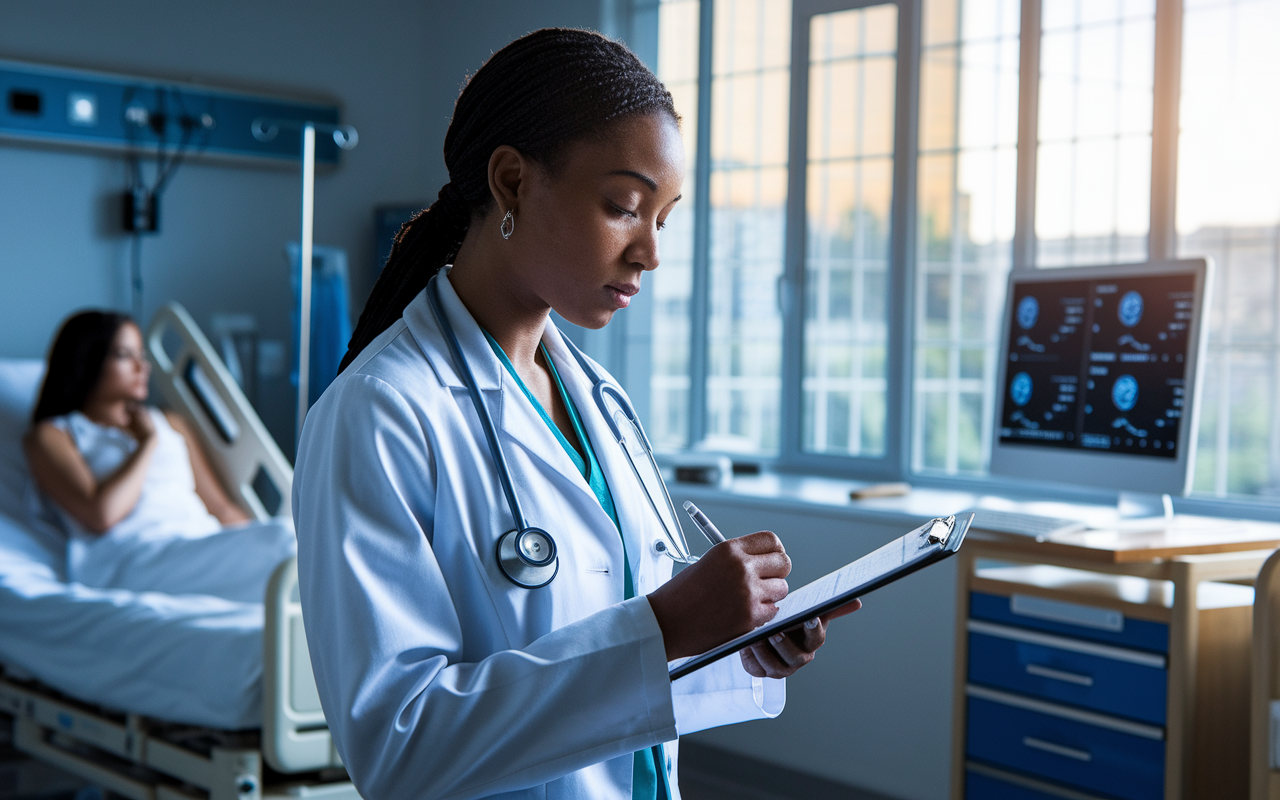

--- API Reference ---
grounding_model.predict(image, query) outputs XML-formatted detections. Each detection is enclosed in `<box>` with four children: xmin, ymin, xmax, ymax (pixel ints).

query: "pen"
<box><xmin>682</xmin><ymin>501</ymin><xmax>727</xmax><ymax>546</ymax></box>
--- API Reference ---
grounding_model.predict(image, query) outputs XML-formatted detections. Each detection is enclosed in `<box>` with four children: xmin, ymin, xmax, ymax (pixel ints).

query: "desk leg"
<box><xmin>1167</xmin><ymin>560</ymin><xmax>1197</xmax><ymax>800</ymax></box>
<box><xmin>1173</xmin><ymin>561</ymin><xmax>1252</xmax><ymax>800</ymax></box>
<box><xmin>949</xmin><ymin>550</ymin><xmax>975</xmax><ymax>800</ymax></box>
<box><xmin>1251</xmin><ymin>553</ymin><xmax>1280</xmax><ymax>800</ymax></box>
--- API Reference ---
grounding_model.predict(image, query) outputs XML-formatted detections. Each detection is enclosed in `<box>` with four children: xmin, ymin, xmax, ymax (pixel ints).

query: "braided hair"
<box><xmin>340</xmin><ymin>28</ymin><xmax>678</xmax><ymax>372</ymax></box>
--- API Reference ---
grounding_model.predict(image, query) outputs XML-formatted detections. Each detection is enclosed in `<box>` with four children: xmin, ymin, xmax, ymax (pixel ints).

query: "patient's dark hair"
<box><xmin>32</xmin><ymin>311</ymin><xmax>134</xmax><ymax>423</ymax></box>
<box><xmin>340</xmin><ymin>27</ymin><xmax>677</xmax><ymax>371</ymax></box>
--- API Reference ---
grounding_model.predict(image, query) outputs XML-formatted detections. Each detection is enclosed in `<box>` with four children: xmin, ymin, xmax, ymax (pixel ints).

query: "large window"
<box><xmin>704</xmin><ymin>0</ymin><xmax>791</xmax><ymax>453</ymax></box>
<box><xmin>651</xmin><ymin>0</ymin><xmax>911</xmax><ymax>472</ymax></box>
<box><xmin>1035</xmin><ymin>0</ymin><xmax>1154</xmax><ymax>267</ymax></box>
<box><xmin>640</xmin><ymin>0</ymin><xmax>1280</xmax><ymax>503</ymax></box>
<box><xmin>802</xmin><ymin>5</ymin><xmax>898</xmax><ymax>459</ymax></box>
<box><xmin>913</xmin><ymin>0</ymin><xmax>1019</xmax><ymax>474</ymax></box>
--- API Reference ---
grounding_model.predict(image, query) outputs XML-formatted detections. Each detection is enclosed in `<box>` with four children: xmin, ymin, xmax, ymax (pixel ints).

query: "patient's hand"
<box><xmin>127</xmin><ymin>404</ymin><xmax>155</xmax><ymax>443</ymax></box>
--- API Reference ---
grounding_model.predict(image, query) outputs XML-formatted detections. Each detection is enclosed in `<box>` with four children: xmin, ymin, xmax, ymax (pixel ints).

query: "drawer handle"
<box><xmin>1022</xmin><ymin>736</ymin><xmax>1092</xmax><ymax>762</ymax></box>
<box><xmin>1025</xmin><ymin>663</ymin><xmax>1094</xmax><ymax>686</ymax></box>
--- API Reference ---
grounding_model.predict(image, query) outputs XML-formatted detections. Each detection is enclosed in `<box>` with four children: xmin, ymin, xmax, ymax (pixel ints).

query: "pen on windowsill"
<box><xmin>682</xmin><ymin>501</ymin><xmax>727</xmax><ymax>546</ymax></box>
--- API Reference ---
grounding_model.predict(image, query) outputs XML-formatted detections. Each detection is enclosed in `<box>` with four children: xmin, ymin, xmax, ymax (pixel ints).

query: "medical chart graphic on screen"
<box><xmin>998</xmin><ymin>273</ymin><xmax>1197</xmax><ymax>459</ymax></box>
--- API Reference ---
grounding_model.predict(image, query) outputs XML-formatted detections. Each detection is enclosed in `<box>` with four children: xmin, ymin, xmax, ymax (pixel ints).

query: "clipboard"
<box><xmin>668</xmin><ymin>513</ymin><xmax>972</xmax><ymax>681</ymax></box>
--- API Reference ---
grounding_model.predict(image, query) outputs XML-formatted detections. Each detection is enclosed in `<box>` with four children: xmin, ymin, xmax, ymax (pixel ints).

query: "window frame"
<box><xmin>778</xmin><ymin>0</ymin><xmax>919</xmax><ymax>478</ymax></box>
<box><xmin>613</xmin><ymin>0</ymin><xmax>1280</xmax><ymax>519</ymax></box>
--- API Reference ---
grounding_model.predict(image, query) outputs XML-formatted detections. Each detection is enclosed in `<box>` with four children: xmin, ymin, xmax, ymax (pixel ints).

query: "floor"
<box><xmin>0</xmin><ymin>729</ymin><xmax>895</xmax><ymax>800</ymax></box>
<box><xmin>678</xmin><ymin>742</ymin><xmax>897</xmax><ymax>800</ymax></box>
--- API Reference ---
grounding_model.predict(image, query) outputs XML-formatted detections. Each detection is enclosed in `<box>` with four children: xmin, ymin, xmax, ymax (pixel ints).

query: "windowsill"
<box><xmin>670</xmin><ymin>469</ymin><xmax>1280</xmax><ymax>528</ymax></box>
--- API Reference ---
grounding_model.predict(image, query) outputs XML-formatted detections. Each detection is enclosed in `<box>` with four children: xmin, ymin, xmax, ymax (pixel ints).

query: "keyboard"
<box><xmin>965</xmin><ymin>509</ymin><xmax>1088</xmax><ymax>538</ymax></box>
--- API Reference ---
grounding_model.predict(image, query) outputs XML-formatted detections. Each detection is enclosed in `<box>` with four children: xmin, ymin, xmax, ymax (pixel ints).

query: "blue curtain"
<box><xmin>289</xmin><ymin>243</ymin><xmax>353</xmax><ymax>406</ymax></box>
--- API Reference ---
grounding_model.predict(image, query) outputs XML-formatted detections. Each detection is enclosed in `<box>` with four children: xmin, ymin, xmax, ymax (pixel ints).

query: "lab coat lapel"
<box><xmin>542</xmin><ymin>324</ymin><xmax>659</xmax><ymax>594</ymax></box>
<box><xmin>402</xmin><ymin>271</ymin><xmax>498</xmax><ymax>391</ymax></box>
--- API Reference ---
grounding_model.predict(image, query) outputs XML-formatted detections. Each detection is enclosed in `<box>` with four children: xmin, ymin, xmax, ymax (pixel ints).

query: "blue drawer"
<box><xmin>970</xmin><ymin>592</ymin><xmax>1168</xmax><ymax>653</ymax></box>
<box><xmin>966</xmin><ymin>694</ymin><xmax>1164</xmax><ymax>800</ymax></box>
<box><xmin>968</xmin><ymin>623</ymin><xmax>1167</xmax><ymax>725</ymax></box>
<box><xmin>966</xmin><ymin>768</ymin><xmax>1101</xmax><ymax>799</ymax></box>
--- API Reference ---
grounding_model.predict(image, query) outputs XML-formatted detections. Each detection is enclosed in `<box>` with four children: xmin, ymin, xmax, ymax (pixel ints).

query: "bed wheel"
<box><xmin>235</xmin><ymin>774</ymin><xmax>258</xmax><ymax>799</ymax></box>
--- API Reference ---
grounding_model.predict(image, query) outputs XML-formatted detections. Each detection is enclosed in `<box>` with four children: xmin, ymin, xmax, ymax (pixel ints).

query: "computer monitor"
<box><xmin>988</xmin><ymin>259</ymin><xmax>1212</xmax><ymax>495</ymax></box>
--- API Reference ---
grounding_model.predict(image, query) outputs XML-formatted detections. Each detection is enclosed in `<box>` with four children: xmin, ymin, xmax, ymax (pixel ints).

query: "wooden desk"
<box><xmin>950</xmin><ymin>522</ymin><xmax>1279</xmax><ymax>800</ymax></box>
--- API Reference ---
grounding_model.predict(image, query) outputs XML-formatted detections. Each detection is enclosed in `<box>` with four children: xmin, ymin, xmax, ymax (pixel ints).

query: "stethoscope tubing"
<box><xmin>425</xmin><ymin>279</ymin><xmax>530</xmax><ymax>532</ymax></box>
<box><xmin>563</xmin><ymin>342</ymin><xmax>694</xmax><ymax>563</ymax></box>
<box><xmin>426</xmin><ymin>274</ymin><xmax>695</xmax><ymax>576</ymax></box>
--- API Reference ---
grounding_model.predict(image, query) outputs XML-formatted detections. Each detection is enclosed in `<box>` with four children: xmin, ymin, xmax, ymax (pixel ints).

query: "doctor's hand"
<box><xmin>646</xmin><ymin>531</ymin><xmax>792</xmax><ymax>661</ymax></box>
<box><xmin>739</xmin><ymin>597</ymin><xmax>862</xmax><ymax>679</ymax></box>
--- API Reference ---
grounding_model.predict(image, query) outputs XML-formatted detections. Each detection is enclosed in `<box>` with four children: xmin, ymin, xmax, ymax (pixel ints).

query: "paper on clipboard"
<box><xmin>668</xmin><ymin>513</ymin><xmax>972</xmax><ymax>680</ymax></box>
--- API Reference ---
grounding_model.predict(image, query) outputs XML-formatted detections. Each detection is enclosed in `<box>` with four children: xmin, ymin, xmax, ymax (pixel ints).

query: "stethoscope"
<box><xmin>425</xmin><ymin>277</ymin><xmax>696</xmax><ymax>589</ymax></box>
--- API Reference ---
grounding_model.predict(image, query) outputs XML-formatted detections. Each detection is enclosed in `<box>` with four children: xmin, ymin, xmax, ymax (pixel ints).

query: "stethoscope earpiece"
<box><xmin>497</xmin><ymin>527</ymin><xmax>559</xmax><ymax>589</ymax></box>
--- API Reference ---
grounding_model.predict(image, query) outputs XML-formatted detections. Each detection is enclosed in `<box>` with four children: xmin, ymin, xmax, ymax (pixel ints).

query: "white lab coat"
<box><xmin>293</xmin><ymin>272</ymin><xmax>784</xmax><ymax>800</ymax></box>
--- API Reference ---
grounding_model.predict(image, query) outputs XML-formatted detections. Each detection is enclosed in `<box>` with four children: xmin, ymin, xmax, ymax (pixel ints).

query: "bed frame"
<box><xmin>2</xmin><ymin>303</ymin><xmax>356</xmax><ymax>800</ymax></box>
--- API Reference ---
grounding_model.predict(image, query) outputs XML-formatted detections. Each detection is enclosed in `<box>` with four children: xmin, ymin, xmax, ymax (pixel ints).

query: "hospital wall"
<box><xmin>672</xmin><ymin>492</ymin><xmax>955</xmax><ymax>800</ymax></box>
<box><xmin>0</xmin><ymin>0</ymin><xmax>600</xmax><ymax>449</ymax></box>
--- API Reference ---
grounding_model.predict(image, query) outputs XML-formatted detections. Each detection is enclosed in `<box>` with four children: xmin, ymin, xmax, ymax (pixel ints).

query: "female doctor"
<box><xmin>293</xmin><ymin>28</ymin><xmax>858</xmax><ymax>800</ymax></box>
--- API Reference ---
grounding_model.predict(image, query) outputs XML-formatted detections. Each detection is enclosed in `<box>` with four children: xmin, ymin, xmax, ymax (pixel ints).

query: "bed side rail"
<box><xmin>264</xmin><ymin>557</ymin><xmax>342</xmax><ymax>775</ymax></box>
<box><xmin>146</xmin><ymin>303</ymin><xmax>292</xmax><ymax>521</ymax></box>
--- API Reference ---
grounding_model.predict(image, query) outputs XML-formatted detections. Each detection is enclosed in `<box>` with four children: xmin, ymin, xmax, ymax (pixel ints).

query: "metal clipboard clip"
<box><xmin>926</xmin><ymin>515</ymin><xmax>957</xmax><ymax>546</ymax></box>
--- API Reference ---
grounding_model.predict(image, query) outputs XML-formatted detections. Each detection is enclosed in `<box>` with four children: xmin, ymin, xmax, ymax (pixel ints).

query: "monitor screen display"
<box><xmin>999</xmin><ymin>272</ymin><xmax>1197</xmax><ymax>460</ymax></box>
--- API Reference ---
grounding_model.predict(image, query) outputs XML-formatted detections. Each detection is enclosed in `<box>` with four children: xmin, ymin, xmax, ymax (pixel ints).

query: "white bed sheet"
<box><xmin>0</xmin><ymin>357</ymin><xmax>264</xmax><ymax>730</ymax></box>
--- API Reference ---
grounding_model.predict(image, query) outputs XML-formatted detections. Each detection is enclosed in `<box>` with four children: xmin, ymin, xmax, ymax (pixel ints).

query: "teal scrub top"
<box><xmin>483</xmin><ymin>332</ymin><xmax>670</xmax><ymax>800</ymax></box>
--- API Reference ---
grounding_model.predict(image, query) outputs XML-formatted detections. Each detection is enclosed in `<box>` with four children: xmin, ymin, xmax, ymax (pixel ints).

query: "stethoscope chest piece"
<box><xmin>497</xmin><ymin>527</ymin><xmax>559</xmax><ymax>589</ymax></box>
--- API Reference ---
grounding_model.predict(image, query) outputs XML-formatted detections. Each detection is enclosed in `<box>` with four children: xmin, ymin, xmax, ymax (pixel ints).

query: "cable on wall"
<box><xmin>120</xmin><ymin>86</ymin><xmax>215</xmax><ymax>317</ymax></box>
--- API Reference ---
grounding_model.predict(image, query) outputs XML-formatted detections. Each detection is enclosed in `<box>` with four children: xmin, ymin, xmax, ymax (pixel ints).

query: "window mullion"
<box><xmin>779</xmin><ymin>1</ymin><xmax>810</xmax><ymax>463</ymax></box>
<box><xmin>1149</xmin><ymin>0</ymin><xmax>1183</xmax><ymax>261</ymax></box>
<box><xmin>1012</xmin><ymin>0</ymin><xmax>1041</xmax><ymax>271</ymax></box>
<box><xmin>886</xmin><ymin>0</ymin><xmax>919</xmax><ymax>478</ymax></box>
<box><xmin>688</xmin><ymin>0</ymin><xmax>716</xmax><ymax>447</ymax></box>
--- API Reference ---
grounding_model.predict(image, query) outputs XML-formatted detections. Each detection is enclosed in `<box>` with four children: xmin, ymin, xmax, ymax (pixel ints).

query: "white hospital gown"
<box><xmin>48</xmin><ymin>408</ymin><xmax>295</xmax><ymax>603</ymax></box>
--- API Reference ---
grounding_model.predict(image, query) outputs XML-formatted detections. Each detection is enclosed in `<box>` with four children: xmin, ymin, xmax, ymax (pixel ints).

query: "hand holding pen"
<box><xmin>670</xmin><ymin>500</ymin><xmax>862</xmax><ymax>679</ymax></box>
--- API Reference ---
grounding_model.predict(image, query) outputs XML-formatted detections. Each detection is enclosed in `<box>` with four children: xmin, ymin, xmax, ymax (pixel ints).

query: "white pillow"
<box><xmin>0</xmin><ymin>359</ymin><xmax>44</xmax><ymax>523</ymax></box>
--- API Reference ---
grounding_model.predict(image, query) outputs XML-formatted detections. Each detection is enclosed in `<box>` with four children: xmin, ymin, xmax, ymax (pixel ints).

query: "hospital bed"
<box><xmin>0</xmin><ymin>303</ymin><xmax>356</xmax><ymax>800</ymax></box>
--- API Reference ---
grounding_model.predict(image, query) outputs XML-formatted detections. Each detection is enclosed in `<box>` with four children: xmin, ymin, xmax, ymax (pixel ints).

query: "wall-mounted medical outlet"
<box><xmin>8</xmin><ymin>89</ymin><xmax>41</xmax><ymax>115</ymax></box>
<box><xmin>0</xmin><ymin>59</ymin><xmax>343</xmax><ymax>165</ymax></box>
<box><xmin>124</xmin><ymin>187</ymin><xmax>159</xmax><ymax>232</ymax></box>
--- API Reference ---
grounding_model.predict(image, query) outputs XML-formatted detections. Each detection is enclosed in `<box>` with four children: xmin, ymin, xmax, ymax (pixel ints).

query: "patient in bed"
<box><xmin>22</xmin><ymin>310</ymin><xmax>295</xmax><ymax>603</ymax></box>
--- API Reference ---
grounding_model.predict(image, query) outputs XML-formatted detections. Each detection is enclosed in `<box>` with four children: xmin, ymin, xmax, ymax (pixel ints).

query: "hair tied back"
<box><xmin>339</xmin><ymin>28</ymin><xmax>676</xmax><ymax>373</ymax></box>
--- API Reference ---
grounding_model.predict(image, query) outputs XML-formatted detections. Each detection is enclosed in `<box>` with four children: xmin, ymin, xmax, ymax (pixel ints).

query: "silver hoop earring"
<box><xmin>500</xmin><ymin>210</ymin><xmax>515</xmax><ymax>240</ymax></box>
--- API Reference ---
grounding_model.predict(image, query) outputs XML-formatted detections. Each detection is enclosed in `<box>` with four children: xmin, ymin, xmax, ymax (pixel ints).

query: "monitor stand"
<box><xmin>1112</xmin><ymin>491</ymin><xmax>1176</xmax><ymax>531</ymax></box>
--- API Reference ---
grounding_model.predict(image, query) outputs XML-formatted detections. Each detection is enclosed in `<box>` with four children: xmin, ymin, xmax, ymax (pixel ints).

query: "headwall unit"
<box><xmin>0</xmin><ymin>58</ymin><xmax>342</xmax><ymax>165</ymax></box>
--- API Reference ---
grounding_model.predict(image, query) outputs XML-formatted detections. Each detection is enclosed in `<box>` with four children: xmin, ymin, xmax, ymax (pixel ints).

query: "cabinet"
<box><xmin>950</xmin><ymin>525</ymin><xmax>1280</xmax><ymax>800</ymax></box>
